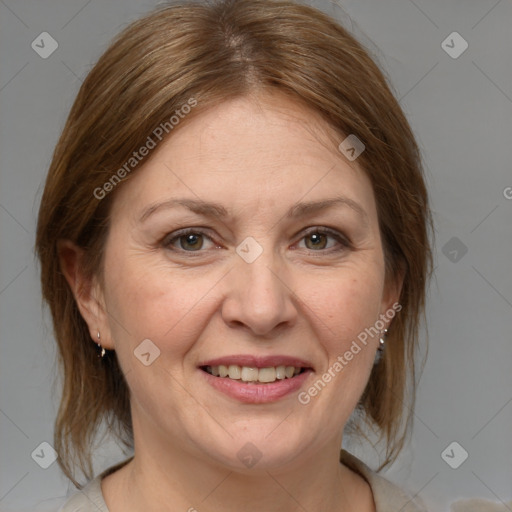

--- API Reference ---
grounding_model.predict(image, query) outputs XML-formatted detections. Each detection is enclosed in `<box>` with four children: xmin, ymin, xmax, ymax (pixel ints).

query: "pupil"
<box><xmin>308</xmin><ymin>232</ymin><xmax>326</xmax><ymax>249</ymax></box>
<box><xmin>183</xmin><ymin>233</ymin><xmax>202</xmax><ymax>250</ymax></box>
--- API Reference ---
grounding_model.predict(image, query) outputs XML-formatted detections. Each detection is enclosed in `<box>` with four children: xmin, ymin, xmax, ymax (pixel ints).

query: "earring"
<box><xmin>378</xmin><ymin>328</ymin><xmax>388</xmax><ymax>350</ymax></box>
<box><xmin>374</xmin><ymin>328</ymin><xmax>387</xmax><ymax>365</ymax></box>
<box><xmin>97</xmin><ymin>331</ymin><xmax>106</xmax><ymax>358</ymax></box>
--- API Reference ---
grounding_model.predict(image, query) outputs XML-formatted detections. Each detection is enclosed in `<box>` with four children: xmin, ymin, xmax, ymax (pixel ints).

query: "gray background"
<box><xmin>1</xmin><ymin>0</ymin><xmax>511</xmax><ymax>511</ymax></box>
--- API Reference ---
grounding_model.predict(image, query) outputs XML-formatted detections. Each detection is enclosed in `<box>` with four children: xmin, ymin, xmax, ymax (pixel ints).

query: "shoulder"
<box><xmin>58</xmin><ymin>477</ymin><xmax>108</xmax><ymax>512</ymax></box>
<box><xmin>340</xmin><ymin>450</ymin><xmax>428</xmax><ymax>512</ymax></box>
<box><xmin>58</xmin><ymin>458</ymin><xmax>132</xmax><ymax>512</ymax></box>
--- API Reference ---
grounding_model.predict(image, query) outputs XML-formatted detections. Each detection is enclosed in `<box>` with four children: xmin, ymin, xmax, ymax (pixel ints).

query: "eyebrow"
<box><xmin>138</xmin><ymin>196</ymin><xmax>368</xmax><ymax>224</ymax></box>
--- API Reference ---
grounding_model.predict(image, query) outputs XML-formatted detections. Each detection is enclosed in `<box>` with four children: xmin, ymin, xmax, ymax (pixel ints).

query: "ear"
<box><xmin>57</xmin><ymin>239</ymin><xmax>114</xmax><ymax>350</ymax></box>
<box><xmin>380</xmin><ymin>264</ymin><xmax>405</xmax><ymax>328</ymax></box>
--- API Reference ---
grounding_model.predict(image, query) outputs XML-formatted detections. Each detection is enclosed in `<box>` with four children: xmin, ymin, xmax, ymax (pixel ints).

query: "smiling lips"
<box><xmin>203</xmin><ymin>364</ymin><xmax>304</xmax><ymax>384</ymax></box>
<box><xmin>198</xmin><ymin>355</ymin><xmax>314</xmax><ymax>403</ymax></box>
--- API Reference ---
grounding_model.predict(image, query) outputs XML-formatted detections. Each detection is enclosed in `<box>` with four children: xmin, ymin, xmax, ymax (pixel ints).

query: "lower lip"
<box><xmin>200</xmin><ymin>369</ymin><xmax>313</xmax><ymax>403</ymax></box>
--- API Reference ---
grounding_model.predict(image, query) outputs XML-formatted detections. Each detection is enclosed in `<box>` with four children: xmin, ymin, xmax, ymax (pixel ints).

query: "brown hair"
<box><xmin>36</xmin><ymin>0</ymin><xmax>432</xmax><ymax>485</ymax></box>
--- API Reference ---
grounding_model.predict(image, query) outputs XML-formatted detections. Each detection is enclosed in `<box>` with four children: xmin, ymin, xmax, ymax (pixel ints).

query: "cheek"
<box><xmin>292</xmin><ymin>270</ymin><xmax>383</xmax><ymax>431</ymax></box>
<box><xmin>303</xmin><ymin>265</ymin><xmax>385</xmax><ymax>395</ymax></box>
<box><xmin>308</xmin><ymin>270</ymin><xmax>383</xmax><ymax>336</ymax></box>
<box><xmin>101</xmin><ymin>258</ymin><xmax>218</xmax><ymax>414</ymax></box>
<box><xmin>102</xmin><ymin>248</ymin><xmax>216</xmax><ymax>361</ymax></box>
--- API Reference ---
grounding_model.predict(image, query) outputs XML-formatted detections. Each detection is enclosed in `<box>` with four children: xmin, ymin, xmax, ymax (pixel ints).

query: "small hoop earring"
<box><xmin>378</xmin><ymin>328</ymin><xmax>388</xmax><ymax>350</ymax></box>
<box><xmin>97</xmin><ymin>331</ymin><xmax>106</xmax><ymax>358</ymax></box>
<box><xmin>374</xmin><ymin>328</ymin><xmax>387</xmax><ymax>365</ymax></box>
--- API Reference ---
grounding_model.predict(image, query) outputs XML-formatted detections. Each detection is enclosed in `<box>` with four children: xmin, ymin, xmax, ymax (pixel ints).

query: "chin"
<box><xmin>194</xmin><ymin>425</ymin><xmax>313</xmax><ymax>473</ymax></box>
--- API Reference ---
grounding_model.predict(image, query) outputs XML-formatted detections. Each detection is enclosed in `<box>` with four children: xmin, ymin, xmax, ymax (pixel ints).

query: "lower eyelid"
<box><xmin>163</xmin><ymin>228</ymin><xmax>351</xmax><ymax>252</ymax></box>
<box><xmin>165</xmin><ymin>231</ymin><xmax>217</xmax><ymax>250</ymax></box>
<box><xmin>297</xmin><ymin>232</ymin><xmax>350</xmax><ymax>251</ymax></box>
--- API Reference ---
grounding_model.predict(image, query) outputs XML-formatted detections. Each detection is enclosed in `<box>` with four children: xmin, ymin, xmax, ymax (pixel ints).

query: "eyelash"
<box><xmin>162</xmin><ymin>226</ymin><xmax>352</xmax><ymax>255</ymax></box>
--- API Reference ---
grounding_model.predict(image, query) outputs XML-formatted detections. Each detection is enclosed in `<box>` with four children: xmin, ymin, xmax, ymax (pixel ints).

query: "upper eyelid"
<box><xmin>297</xmin><ymin>227</ymin><xmax>351</xmax><ymax>249</ymax></box>
<box><xmin>164</xmin><ymin>226</ymin><xmax>349</xmax><ymax>250</ymax></box>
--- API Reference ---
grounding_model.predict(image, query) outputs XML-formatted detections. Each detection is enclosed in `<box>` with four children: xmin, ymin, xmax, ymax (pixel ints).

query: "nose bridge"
<box><xmin>244</xmin><ymin>248</ymin><xmax>282</xmax><ymax>298</ymax></box>
<box><xmin>235</xmin><ymin>233</ymin><xmax>278</xmax><ymax>285</ymax></box>
<box><xmin>222</xmin><ymin>237</ymin><xmax>296</xmax><ymax>335</ymax></box>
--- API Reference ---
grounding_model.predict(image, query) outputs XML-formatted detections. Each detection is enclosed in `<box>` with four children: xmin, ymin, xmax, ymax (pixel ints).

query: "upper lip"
<box><xmin>198</xmin><ymin>355</ymin><xmax>314</xmax><ymax>370</ymax></box>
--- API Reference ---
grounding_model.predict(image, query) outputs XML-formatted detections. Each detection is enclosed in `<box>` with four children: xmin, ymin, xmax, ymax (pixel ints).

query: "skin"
<box><xmin>61</xmin><ymin>91</ymin><xmax>402</xmax><ymax>512</ymax></box>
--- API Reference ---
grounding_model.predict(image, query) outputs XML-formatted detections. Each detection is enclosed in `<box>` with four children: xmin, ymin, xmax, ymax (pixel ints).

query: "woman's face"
<box><xmin>93</xmin><ymin>92</ymin><xmax>399</xmax><ymax>471</ymax></box>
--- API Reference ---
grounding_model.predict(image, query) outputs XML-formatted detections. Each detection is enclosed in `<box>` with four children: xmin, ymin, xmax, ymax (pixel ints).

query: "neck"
<box><xmin>103</xmin><ymin>431</ymin><xmax>373</xmax><ymax>512</ymax></box>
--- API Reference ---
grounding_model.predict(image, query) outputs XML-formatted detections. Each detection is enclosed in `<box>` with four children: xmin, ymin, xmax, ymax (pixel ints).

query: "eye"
<box><xmin>163</xmin><ymin>226</ymin><xmax>351</xmax><ymax>255</ymax></box>
<box><xmin>296</xmin><ymin>227</ymin><xmax>351</xmax><ymax>252</ymax></box>
<box><xmin>164</xmin><ymin>228</ymin><xmax>217</xmax><ymax>252</ymax></box>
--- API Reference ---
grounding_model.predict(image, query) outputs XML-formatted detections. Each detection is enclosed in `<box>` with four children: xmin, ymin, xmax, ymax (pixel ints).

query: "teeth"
<box><xmin>258</xmin><ymin>367</ymin><xmax>276</xmax><ymax>383</ymax></box>
<box><xmin>275</xmin><ymin>365</ymin><xmax>286</xmax><ymax>379</ymax></box>
<box><xmin>241</xmin><ymin>367</ymin><xmax>258</xmax><ymax>382</ymax></box>
<box><xmin>228</xmin><ymin>364</ymin><xmax>241</xmax><ymax>379</ymax></box>
<box><xmin>206</xmin><ymin>365</ymin><xmax>304</xmax><ymax>383</ymax></box>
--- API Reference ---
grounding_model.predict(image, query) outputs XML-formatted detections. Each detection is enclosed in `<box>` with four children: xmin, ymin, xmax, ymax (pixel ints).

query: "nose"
<box><xmin>221</xmin><ymin>249</ymin><xmax>298</xmax><ymax>337</ymax></box>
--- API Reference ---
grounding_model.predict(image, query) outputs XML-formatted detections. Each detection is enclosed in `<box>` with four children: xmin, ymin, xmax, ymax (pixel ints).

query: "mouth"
<box><xmin>200</xmin><ymin>364</ymin><xmax>309</xmax><ymax>384</ymax></box>
<box><xmin>197</xmin><ymin>355</ymin><xmax>314</xmax><ymax>403</ymax></box>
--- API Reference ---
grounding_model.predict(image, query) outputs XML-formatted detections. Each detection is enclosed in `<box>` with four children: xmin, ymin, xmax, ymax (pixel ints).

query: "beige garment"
<box><xmin>59</xmin><ymin>450</ymin><xmax>427</xmax><ymax>512</ymax></box>
<box><xmin>450</xmin><ymin>499</ymin><xmax>512</xmax><ymax>512</ymax></box>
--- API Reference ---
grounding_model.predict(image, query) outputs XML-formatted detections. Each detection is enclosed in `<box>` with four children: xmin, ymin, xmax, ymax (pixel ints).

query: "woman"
<box><xmin>36</xmin><ymin>1</ymin><xmax>432</xmax><ymax>510</ymax></box>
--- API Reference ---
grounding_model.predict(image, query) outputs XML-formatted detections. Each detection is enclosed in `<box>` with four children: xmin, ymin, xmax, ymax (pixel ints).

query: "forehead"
<box><xmin>109</xmin><ymin>92</ymin><xmax>377</xmax><ymax>224</ymax></box>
